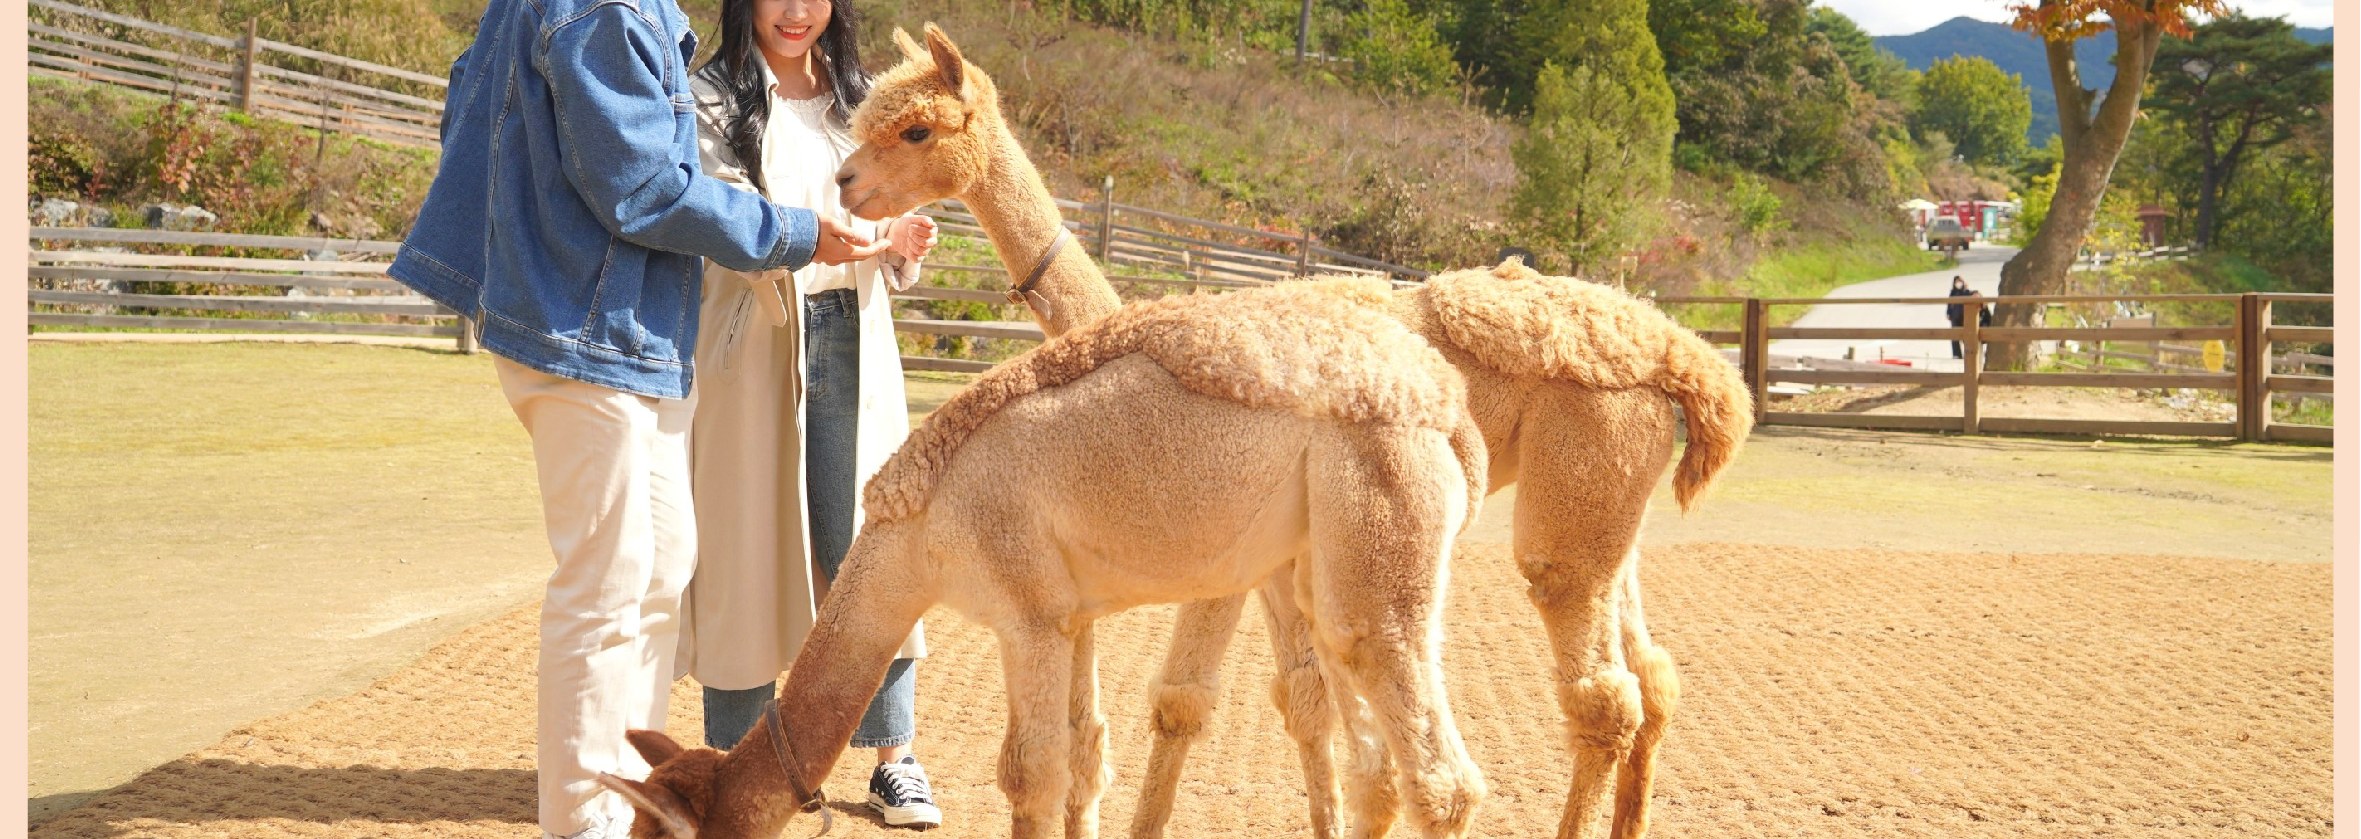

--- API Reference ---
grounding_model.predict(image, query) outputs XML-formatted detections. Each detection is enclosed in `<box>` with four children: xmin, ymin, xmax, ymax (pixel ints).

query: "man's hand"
<box><xmin>883</xmin><ymin>214</ymin><xmax>939</xmax><ymax>263</ymax></box>
<box><xmin>814</xmin><ymin>216</ymin><xmax>891</xmax><ymax>265</ymax></box>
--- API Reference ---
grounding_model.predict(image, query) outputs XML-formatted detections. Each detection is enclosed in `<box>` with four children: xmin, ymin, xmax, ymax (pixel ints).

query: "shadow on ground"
<box><xmin>33</xmin><ymin>763</ymin><xmax>535</xmax><ymax>837</ymax></box>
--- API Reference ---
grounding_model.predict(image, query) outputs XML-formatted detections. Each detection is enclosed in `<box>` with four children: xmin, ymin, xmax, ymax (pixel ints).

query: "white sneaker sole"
<box><xmin>867</xmin><ymin>793</ymin><xmax>942</xmax><ymax>830</ymax></box>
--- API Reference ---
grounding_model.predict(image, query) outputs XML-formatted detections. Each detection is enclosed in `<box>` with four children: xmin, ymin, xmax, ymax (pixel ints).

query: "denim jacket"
<box><xmin>390</xmin><ymin>0</ymin><xmax>817</xmax><ymax>398</ymax></box>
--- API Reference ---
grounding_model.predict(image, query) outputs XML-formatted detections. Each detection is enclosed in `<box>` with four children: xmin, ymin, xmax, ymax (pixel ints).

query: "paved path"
<box><xmin>1767</xmin><ymin>245</ymin><xmax>2017</xmax><ymax>373</ymax></box>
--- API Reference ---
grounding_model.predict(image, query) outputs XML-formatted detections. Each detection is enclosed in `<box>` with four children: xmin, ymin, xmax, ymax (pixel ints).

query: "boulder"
<box><xmin>31</xmin><ymin>197</ymin><xmax>79</xmax><ymax>227</ymax></box>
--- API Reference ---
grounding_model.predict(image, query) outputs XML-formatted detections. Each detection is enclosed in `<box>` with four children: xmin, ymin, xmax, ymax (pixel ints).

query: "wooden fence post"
<box><xmin>238</xmin><ymin>19</ymin><xmax>260</xmax><ymax>112</ymax></box>
<box><xmin>2235</xmin><ymin>292</ymin><xmax>2264</xmax><ymax>442</ymax></box>
<box><xmin>1296</xmin><ymin>230</ymin><xmax>1314</xmax><ymax>277</ymax></box>
<box><xmin>457</xmin><ymin>315</ymin><xmax>478</xmax><ymax>354</ymax></box>
<box><xmin>1096</xmin><ymin>175</ymin><xmax>1115</xmax><ymax>262</ymax></box>
<box><xmin>2247</xmin><ymin>298</ymin><xmax>2266</xmax><ymax>444</ymax></box>
<box><xmin>1961</xmin><ymin>308</ymin><xmax>1981</xmax><ymax>435</ymax></box>
<box><xmin>1741</xmin><ymin>298</ymin><xmax>1767</xmax><ymax>423</ymax></box>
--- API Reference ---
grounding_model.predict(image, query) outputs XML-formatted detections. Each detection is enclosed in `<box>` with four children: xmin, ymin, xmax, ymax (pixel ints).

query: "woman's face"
<box><xmin>752</xmin><ymin>0</ymin><xmax>830</xmax><ymax>63</ymax></box>
<box><xmin>1953</xmin><ymin>279</ymin><xmax>1967</xmax><ymax>290</ymax></box>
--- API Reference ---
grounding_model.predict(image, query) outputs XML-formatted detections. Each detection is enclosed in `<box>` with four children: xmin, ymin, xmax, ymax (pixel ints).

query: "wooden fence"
<box><xmin>29</xmin><ymin>0</ymin><xmax>446</xmax><ymax>148</ymax></box>
<box><xmin>26</xmin><ymin>227</ymin><xmax>2335</xmax><ymax>444</ymax></box>
<box><xmin>931</xmin><ymin>178</ymin><xmax>1425</xmax><ymax>288</ymax></box>
<box><xmin>1724</xmin><ymin>293</ymin><xmax>2334</xmax><ymax>444</ymax></box>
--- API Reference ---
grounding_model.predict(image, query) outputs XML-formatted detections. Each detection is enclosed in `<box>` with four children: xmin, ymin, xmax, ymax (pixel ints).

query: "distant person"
<box><xmin>387</xmin><ymin>0</ymin><xmax>887</xmax><ymax>833</ymax></box>
<box><xmin>1944</xmin><ymin>276</ymin><xmax>1989</xmax><ymax>359</ymax></box>
<box><xmin>676</xmin><ymin>0</ymin><xmax>944</xmax><ymax>829</ymax></box>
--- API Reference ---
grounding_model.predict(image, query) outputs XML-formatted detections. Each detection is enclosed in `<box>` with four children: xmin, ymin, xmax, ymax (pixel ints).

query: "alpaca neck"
<box><xmin>963</xmin><ymin>120</ymin><xmax>1122</xmax><ymax>338</ymax></box>
<box><xmin>717</xmin><ymin>522</ymin><xmax>934</xmax><ymax>835</ymax></box>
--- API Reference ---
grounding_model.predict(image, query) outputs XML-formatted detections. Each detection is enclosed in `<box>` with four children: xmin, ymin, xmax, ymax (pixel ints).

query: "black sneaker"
<box><xmin>867</xmin><ymin>756</ymin><xmax>943</xmax><ymax>830</ymax></box>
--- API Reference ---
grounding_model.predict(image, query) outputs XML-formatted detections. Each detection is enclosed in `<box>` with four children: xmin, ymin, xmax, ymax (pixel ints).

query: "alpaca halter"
<box><xmin>1006</xmin><ymin>226</ymin><xmax>1070</xmax><ymax>322</ymax></box>
<box><xmin>763</xmin><ymin>699</ymin><xmax>833</xmax><ymax>836</ymax></box>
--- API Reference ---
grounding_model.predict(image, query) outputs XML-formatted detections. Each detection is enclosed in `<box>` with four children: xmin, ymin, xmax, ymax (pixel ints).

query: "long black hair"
<box><xmin>694</xmin><ymin>0</ymin><xmax>872</xmax><ymax>194</ymax></box>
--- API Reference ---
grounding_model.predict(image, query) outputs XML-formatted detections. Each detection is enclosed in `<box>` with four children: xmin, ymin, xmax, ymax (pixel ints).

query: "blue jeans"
<box><xmin>704</xmin><ymin>288</ymin><xmax>917</xmax><ymax>750</ymax></box>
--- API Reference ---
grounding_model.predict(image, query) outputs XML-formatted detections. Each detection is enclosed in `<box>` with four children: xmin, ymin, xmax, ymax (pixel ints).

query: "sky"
<box><xmin>1821</xmin><ymin>0</ymin><xmax>2337</xmax><ymax>36</ymax></box>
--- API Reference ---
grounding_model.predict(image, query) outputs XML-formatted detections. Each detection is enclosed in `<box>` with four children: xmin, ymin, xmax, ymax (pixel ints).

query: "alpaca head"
<box><xmin>836</xmin><ymin>23</ymin><xmax>1000</xmax><ymax>220</ymax></box>
<box><xmin>597</xmin><ymin>730</ymin><xmax>729</xmax><ymax>839</ymax></box>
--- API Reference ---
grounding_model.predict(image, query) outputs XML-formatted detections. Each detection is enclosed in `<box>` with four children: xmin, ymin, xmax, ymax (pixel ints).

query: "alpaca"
<box><xmin>835</xmin><ymin>25</ymin><xmax>1752</xmax><ymax>839</ymax></box>
<box><xmin>601</xmin><ymin>279</ymin><xmax>1493</xmax><ymax>839</ymax></box>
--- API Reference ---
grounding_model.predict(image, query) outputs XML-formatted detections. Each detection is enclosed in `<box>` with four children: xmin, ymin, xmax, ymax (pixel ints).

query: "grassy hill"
<box><xmin>34</xmin><ymin>0</ymin><xmax>1931</xmax><ymax>300</ymax></box>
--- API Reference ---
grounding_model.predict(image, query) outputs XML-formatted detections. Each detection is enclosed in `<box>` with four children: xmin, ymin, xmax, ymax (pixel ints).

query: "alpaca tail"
<box><xmin>1446</xmin><ymin>414</ymin><xmax>1489</xmax><ymax>536</ymax></box>
<box><xmin>1658</xmin><ymin>331</ymin><xmax>1752</xmax><ymax>513</ymax></box>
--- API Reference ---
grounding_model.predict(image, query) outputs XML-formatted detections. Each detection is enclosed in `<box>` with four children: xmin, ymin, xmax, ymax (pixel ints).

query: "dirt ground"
<box><xmin>29</xmin><ymin>542</ymin><xmax>2332</xmax><ymax>838</ymax></box>
<box><xmin>28</xmin><ymin>342</ymin><xmax>2335</xmax><ymax>836</ymax></box>
<box><xmin>1777</xmin><ymin>383</ymin><xmax>2235</xmax><ymax>424</ymax></box>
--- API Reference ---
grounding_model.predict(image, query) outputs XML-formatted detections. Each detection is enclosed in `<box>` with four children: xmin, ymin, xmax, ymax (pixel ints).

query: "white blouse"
<box><xmin>690</xmin><ymin>62</ymin><xmax>915</xmax><ymax>304</ymax></box>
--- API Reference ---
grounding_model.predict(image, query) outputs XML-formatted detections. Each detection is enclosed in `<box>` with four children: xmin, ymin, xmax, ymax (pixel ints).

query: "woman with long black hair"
<box><xmin>676</xmin><ymin>0</ymin><xmax>944</xmax><ymax>829</ymax></box>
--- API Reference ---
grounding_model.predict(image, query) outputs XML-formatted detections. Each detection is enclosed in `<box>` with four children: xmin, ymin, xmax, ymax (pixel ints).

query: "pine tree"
<box><xmin>1507</xmin><ymin>0</ymin><xmax>1676</xmax><ymax>275</ymax></box>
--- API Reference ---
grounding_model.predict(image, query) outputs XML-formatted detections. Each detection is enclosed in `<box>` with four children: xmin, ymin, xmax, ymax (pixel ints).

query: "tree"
<box><xmin>1912</xmin><ymin>57</ymin><xmax>2033</xmax><ymax>166</ymax></box>
<box><xmin>1509</xmin><ymin>47</ymin><xmax>1676</xmax><ymax>274</ymax></box>
<box><xmin>1649</xmin><ymin>0</ymin><xmax>1893</xmax><ymax>193</ymax></box>
<box><xmin>1338</xmin><ymin>0</ymin><xmax>1460</xmax><ymax>97</ymax></box>
<box><xmin>1807</xmin><ymin>7</ymin><xmax>1917</xmax><ymax>106</ymax></box>
<box><xmin>1987</xmin><ymin>0</ymin><xmax>2228</xmax><ymax>369</ymax></box>
<box><xmin>2144</xmin><ymin>14</ymin><xmax>2331</xmax><ymax>250</ymax></box>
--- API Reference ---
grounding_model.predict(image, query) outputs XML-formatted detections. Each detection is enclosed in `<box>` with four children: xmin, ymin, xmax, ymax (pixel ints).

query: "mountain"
<box><xmin>1875</xmin><ymin>17</ymin><xmax>2333</xmax><ymax>144</ymax></box>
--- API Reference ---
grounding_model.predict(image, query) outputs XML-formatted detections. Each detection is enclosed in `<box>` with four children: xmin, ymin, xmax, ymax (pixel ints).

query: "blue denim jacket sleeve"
<box><xmin>440</xmin><ymin>48</ymin><xmax>468</xmax><ymax>145</ymax></box>
<box><xmin>538</xmin><ymin>2</ymin><xmax>817</xmax><ymax>273</ymax></box>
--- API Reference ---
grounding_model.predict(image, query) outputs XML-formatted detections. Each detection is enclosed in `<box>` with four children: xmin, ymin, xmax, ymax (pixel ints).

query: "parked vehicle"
<box><xmin>1924</xmin><ymin>217</ymin><xmax>1971</xmax><ymax>256</ymax></box>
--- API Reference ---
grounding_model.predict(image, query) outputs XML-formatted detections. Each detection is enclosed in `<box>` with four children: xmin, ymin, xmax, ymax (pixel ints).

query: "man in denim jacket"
<box><xmin>390</xmin><ymin>0</ymin><xmax>886</xmax><ymax>833</ymax></box>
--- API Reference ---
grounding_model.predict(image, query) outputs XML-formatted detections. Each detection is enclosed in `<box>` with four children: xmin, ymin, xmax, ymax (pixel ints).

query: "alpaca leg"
<box><xmin>1323</xmin><ymin>671</ymin><xmax>1401</xmax><ymax>839</ymax></box>
<box><xmin>1129</xmin><ymin>594</ymin><xmax>1247</xmax><ymax>839</ymax></box>
<box><xmin>1299</xmin><ymin>566</ymin><xmax>1480</xmax><ymax>839</ymax></box>
<box><xmin>1067</xmin><ymin>621</ymin><xmax>1112</xmax><ymax>839</ymax></box>
<box><xmin>1513</xmin><ymin>390</ymin><xmax>1672</xmax><ymax>839</ymax></box>
<box><xmin>1611</xmin><ymin>565</ymin><xmax>1678</xmax><ymax>839</ymax></box>
<box><xmin>1302</xmin><ymin>427</ymin><xmax>1485</xmax><ymax>839</ymax></box>
<box><xmin>1256</xmin><ymin>570</ymin><xmax>1349</xmax><ymax>839</ymax></box>
<box><xmin>998</xmin><ymin>622</ymin><xmax>1078</xmax><ymax>839</ymax></box>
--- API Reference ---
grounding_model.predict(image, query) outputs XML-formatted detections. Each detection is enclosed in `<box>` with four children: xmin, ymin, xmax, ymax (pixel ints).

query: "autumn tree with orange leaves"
<box><xmin>1987</xmin><ymin>0</ymin><xmax>2226</xmax><ymax>369</ymax></box>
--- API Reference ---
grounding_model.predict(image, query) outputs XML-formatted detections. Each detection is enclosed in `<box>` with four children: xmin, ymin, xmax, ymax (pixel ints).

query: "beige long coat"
<box><xmin>676</xmin><ymin>71</ymin><xmax>924</xmax><ymax>693</ymax></box>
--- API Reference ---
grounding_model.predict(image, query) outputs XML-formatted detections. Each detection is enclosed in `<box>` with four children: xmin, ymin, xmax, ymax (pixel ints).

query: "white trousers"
<box><xmin>495</xmin><ymin>357</ymin><xmax>699</xmax><ymax>836</ymax></box>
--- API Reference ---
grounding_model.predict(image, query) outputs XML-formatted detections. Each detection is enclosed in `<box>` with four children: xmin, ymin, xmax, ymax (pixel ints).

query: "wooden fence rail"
<box><xmin>1731</xmin><ymin>292</ymin><xmax>2333</xmax><ymax>444</ymax></box>
<box><xmin>31</xmin><ymin>0</ymin><xmax>447</xmax><ymax>148</ymax></box>
<box><xmin>25</xmin><ymin>228</ymin><xmax>2335</xmax><ymax>445</ymax></box>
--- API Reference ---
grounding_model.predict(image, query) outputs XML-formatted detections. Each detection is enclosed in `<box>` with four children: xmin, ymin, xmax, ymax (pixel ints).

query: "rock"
<box><xmin>31</xmin><ymin>197</ymin><xmax>79</xmax><ymax>227</ymax></box>
<box><xmin>141</xmin><ymin>202</ymin><xmax>219</xmax><ymax>231</ymax></box>
<box><xmin>85</xmin><ymin>206</ymin><xmax>116</xmax><ymax>228</ymax></box>
<box><xmin>302</xmin><ymin>248</ymin><xmax>342</xmax><ymax>262</ymax></box>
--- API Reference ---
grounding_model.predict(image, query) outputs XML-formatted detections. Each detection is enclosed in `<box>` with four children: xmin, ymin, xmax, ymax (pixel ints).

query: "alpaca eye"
<box><xmin>901</xmin><ymin>126</ymin><xmax>931</xmax><ymax>143</ymax></box>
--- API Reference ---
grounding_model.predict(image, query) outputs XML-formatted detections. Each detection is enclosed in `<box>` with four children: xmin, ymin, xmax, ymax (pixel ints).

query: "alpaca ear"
<box><xmin>891</xmin><ymin>27</ymin><xmax>926</xmax><ymax>63</ymax></box>
<box><xmin>922</xmin><ymin>22</ymin><xmax>967</xmax><ymax>100</ymax></box>
<box><xmin>624</xmin><ymin>729</ymin><xmax>687</xmax><ymax>766</ymax></box>
<box><xmin>599</xmin><ymin>773</ymin><xmax>700</xmax><ymax>838</ymax></box>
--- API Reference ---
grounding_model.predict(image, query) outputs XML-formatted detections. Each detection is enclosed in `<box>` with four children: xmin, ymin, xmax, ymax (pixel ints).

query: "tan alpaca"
<box><xmin>601</xmin><ymin>278</ymin><xmax>1493</xmax><ymax>839</ymax></box>
<box><xmin>834</xmin><ymin>25</ymin><xmax>1752</xmax><ymax>839</ymax></box>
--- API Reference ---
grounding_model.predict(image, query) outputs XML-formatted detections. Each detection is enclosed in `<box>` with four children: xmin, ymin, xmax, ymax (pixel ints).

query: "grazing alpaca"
<box><xmin>601</xmin><ymin>279</ymin><xmax>1492</xmax><ymax>839</ymax></box>
<box><xmin>834</xmin><ymin>25</ymin><xmax>1752</xmax><ymax>839</ymax></box>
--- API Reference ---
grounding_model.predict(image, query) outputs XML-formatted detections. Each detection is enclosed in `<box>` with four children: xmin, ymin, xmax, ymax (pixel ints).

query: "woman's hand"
<box><xmin>814</xmin><ymin>216</ymin><xmax>890</xmax><ymax>266</ymax></box>
<box><xmin>883</xmin><ymin>214</ymin><xmax>939</xmax><ymax>263</ymax></box>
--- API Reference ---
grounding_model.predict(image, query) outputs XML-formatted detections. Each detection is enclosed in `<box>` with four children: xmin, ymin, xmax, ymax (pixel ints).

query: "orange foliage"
<box><xmin>2007</xmin><ymin>0</ymin><xmax>2227</xmax><ymax>42</ymax></box>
